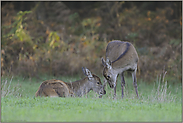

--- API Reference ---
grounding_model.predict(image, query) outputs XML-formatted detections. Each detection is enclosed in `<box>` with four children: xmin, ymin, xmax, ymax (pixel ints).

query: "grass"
<box><xmin>2</xmin><ymin>97</ymin><xmax>181</xmax><ymax>122</ymax></box>
<box><xmin>1</xmin><ymin>73</ymin><xmax>182</xmax><ymax>122</ymax></box>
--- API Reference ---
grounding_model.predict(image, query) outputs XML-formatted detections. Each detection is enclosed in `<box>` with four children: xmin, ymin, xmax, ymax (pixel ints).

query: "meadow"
<box><xmin>1</xmin><ymin>74</ymin><xmax>182</xmax><ymax>122</ymax></box>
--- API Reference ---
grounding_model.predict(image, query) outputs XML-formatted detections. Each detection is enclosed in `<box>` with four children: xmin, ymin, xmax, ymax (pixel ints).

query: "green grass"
<box><xmin>1</xmin><ymin>75</ymin><xmax>182</xmax><ymax>122</ymax></box>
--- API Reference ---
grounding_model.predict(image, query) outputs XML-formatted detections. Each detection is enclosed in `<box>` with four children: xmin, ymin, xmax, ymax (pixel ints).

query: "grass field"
<box><xmin>1</xmin><ymin>74</ymin><xmax>182</xmax><ymax>122</ymax></box>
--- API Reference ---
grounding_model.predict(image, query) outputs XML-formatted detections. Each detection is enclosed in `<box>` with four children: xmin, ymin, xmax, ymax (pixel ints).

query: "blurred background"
<box><xmin>1</xmin><ymin>1</ymin><xmax>182</xmax><ymax>83</ymax></box>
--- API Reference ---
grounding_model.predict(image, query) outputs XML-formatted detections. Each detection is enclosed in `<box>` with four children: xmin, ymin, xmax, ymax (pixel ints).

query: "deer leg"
<box><xmin>132</xmin><ymin>69</ymin><xmax>139</xmax><ymax>98</ymax></box>
<box><xmin>121</xmin><ymin>72</ymin><xmax>125</xmax><ymax>99</ymax></box>
<box><xmin>113</xmin><ymin>85</ymin><xmax>116</xmax><ymax>99</ymax></box>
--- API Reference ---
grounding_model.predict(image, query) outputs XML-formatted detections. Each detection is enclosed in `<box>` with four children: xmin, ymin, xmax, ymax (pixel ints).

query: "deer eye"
<box><xmin>97</xmin><ymin>82</ymin><xmax>100</xmax><ymax>85</ymax></box>
<box><xmin>107</xmin><ymin>75</ymin><xmax>110</xmax><ymax>79</ymax></box>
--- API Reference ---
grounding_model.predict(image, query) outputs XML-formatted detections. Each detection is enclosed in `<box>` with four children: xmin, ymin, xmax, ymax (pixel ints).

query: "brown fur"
<box><xmin>35</xmin><ymin>68</ymin><xmax>106</xmax><ymax>97</ymax></box>
<box><xmin>35</xmin><ymin>79</ymin><xmax>74</xmax><ymax>97</ymax></box>
<box><xmin>106</xmin><ymin>40</ymin><xmax>138</xmax><ymax>69</ymax></box>
<box><xmin>102</xmin><ymin>40</ymin><xmax>139</xmax><ymax>98</ymax></box>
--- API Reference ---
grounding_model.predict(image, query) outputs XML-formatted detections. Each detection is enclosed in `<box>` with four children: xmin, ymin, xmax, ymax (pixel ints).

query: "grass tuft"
<box><xmin>147</xmin><ymin>71</ymin><xmax>175</xmax><ymax>103</ymax></box>
<box><xmin>1</xmin><ymin>76</ymin><xmax>22</xmax><ymax>97</ymax></box>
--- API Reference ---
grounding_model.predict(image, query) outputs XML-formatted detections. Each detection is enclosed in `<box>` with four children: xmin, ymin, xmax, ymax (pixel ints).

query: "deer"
<box><xmin>101</xmin><ymin>40</ymin><xmax>139</xmax><ymax>99</ymax></box>
<box><xmin>35</xmin><ymin>67</ymin><xmax>106</xmax><ymax>98</ymax></box>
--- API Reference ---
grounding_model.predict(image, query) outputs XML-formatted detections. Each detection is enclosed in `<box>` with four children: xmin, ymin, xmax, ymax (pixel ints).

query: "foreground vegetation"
<box><xmin>2</xmin><ymin>97</ymin><xmax>181</xmax><ymax>122</ymax></box>
<box><xmin>1</xmin><ymin>75</ymin><xmax>182</xmax><ymax>122</ymax></box>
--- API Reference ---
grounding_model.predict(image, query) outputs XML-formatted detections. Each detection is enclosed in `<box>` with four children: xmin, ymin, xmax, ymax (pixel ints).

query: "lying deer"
<box><xmin>102</xmin><ymin>40</ymin><xmax>139</xmax><ymax>99</ymax></box>
<box><xmin>35</xmin><ymin>67</ymin><xmax>106</xmax><ymax>97</ymax></box>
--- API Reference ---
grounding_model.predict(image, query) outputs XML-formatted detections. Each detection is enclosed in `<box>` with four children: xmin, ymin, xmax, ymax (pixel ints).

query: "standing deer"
<box><xmin>102</xmin><ymin>40</ymin><xmax>139</xmax><ymax>99</ymax></box>
<box><xmin>35</xmin><ymin>67</ymin><xmax>106</xmax><ymax>97</ymax></box>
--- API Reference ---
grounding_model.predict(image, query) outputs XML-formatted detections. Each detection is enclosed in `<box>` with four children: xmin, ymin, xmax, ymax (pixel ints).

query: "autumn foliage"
<box><xmin>1</xmin><ymin>2</ymin><xmax>182</xmax><ymax>83</ymax></box>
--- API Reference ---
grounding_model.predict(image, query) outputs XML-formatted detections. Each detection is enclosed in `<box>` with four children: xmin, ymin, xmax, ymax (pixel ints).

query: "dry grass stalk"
<box><xmin>1</xmin><ymin>76</ymin><xmax>22</xmax><ymax>97</ymax></box>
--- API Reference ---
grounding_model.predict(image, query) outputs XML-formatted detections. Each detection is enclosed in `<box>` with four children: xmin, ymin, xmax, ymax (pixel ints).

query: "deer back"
<box><xmin>106</xmin><ymin>40</ymin><xmax>138</xmax><ymax>69</ymax></box>
<box><xmin>35</xmin><ymin>79</ymin><xmax>74</xmax><ymax>97</ymax></box>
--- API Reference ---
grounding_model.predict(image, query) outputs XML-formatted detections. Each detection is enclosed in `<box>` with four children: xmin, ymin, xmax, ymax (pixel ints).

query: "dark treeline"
<box><xmin>2</xmin><ymin>1</ymin><xmax>181</xmax><ymax>19</ymax></box>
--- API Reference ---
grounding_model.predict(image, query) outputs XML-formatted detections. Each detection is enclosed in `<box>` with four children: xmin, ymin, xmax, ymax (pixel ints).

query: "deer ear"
<box><xmin>101</xmin><ymin>57</ymin><xmax>106</xmax><ymax>66</ymax></box>
<box><xmin>106</xmin><ymin>57</ymin><xmax>112</xmax><ymax>69</ymax></box>
<box><xmin>82</xmin><ymin>67</ymin><xmax>93</xmax><ymax>79</ymax></box>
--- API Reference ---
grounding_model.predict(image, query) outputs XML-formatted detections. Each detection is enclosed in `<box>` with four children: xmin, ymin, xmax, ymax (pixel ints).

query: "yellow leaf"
<box><xmin>147</xmin><ymin>11</ymin><xmax>151</xmax><ymax>16</ymax></box>
<box><xmin>148</xmin><ymin>18</ymin><xmax>151</xmax><ymax>21</ymax></box>
<box><xmin>33</xmin><ymin>45</ymin><xmax>37</xmax><ymax>49</ymax></box>
<box><xmin>30</xmin><ymin>56</ymin><xmax>33</xmax><ymax>60</ymax></box>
